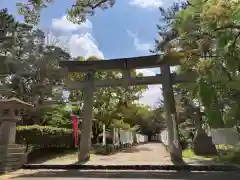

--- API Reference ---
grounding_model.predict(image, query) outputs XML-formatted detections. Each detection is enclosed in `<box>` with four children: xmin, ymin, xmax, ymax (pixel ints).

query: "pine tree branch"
<box><xmin>72</xmin><ymin>0</ymin><xmax>109</xmax><ymax>10</ymax></box>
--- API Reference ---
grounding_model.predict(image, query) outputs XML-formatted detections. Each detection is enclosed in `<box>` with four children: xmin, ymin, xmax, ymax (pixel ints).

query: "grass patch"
<box><xmin>213</xmin><ymin>146</ymin><xmax>240</xmax><ymax>165</ymax></box>
<box><xmin>182</xmin><ymin>149</ymin><xmax>213</xmax><ymax>160</ymax></box>
<box><xmin>183</xmin><ymin>145</ymin><xmax>240</xmax><ymax>165</ymax></box>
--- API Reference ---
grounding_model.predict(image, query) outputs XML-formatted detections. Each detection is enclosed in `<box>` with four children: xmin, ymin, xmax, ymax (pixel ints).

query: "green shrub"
<box><xmin>16</xmin><ymin>125</ymin><xmax>80</xmax><ymax>149</ymax></box>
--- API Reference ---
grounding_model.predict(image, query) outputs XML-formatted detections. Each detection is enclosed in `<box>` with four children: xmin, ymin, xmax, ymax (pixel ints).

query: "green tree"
<box><xmin>152</xmin><ymin>0</ymin><xmax>240</xmax><ymax>158</ymax></box>
<box><xmin>153</xmin><ymin>0</ymin><xmax>240</xmax><ymax>128</ymax></box>
<box><xmin>42</xmin><ymin>105</ymin><xmax>71</xmax><ymax>127</ymax></box>
<box><xmin>172</xmin><ymin>0</ymin><xmax>240</xmax><ymax>128</ymax></box>
<box><xmin>135</xmin><ymin>105</ymin><xmax>165</xmax><ymax>137</ymax></box>
<box><xmin>17</xmin><ymin>0</ymin><xmax>116</xmax><ymax>24</ymax></box>
<box><xmin>0</xmin><ymin>8</ymin><xmax>70</xmax><ymax>123</ymax></box>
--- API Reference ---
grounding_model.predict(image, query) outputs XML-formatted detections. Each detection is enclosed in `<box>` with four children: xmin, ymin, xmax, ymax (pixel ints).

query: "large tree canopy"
<box><xmin>149</xmin><ymin>0</ymin><xmax>240</xmax><ymax>161</ymax></box>
<box><xmin>153</xmin><ymin>0</ymin><xmax>240</xmax><ymax>130</ymax></box>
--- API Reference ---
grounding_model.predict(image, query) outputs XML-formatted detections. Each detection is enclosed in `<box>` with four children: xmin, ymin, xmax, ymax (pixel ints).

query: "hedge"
<box><xmin>16</xmin><ymin>125</ymin><xmax>81</xmax><ymax>150</ymax></box>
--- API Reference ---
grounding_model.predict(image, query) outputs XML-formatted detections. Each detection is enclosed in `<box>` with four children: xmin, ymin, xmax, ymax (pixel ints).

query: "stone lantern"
<box><xmin>0</xmin><ymin>98</ymin><xmax>33</xmax><ymax>173</ymax></box>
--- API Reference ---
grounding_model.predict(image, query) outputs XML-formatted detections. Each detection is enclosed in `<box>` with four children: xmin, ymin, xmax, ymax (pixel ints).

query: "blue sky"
<box><xmin>0</xmin><ymin>0</ymin><xmax>177</xmax><ymax>108</ymax></box>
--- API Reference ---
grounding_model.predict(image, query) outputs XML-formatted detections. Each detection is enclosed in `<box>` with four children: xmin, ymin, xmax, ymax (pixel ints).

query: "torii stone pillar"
<box><xmin>160</xmin><ymin>63</ymin><xmax>182</xmax><ymax>162</ymax></box>
<box><xmin>0</xmin><ymin>98</ymin><xmax>33</xmax><ymax>172</ymax></box>
<box><xmin>79</xmin><ymin>72</ymin><xmax>94</xmax><ymax>162</ymax></box>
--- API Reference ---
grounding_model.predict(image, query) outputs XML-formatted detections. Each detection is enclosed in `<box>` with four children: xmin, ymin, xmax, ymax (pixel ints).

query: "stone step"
<box><xmin>0</xmin><ymin>144</ymin><xmax>26</xmax><ymax>154</ymax></box>
<box><xmin>7</xmin><ymin>153</ymin><xmax>26</xmax><ymax>158</ymax></box>
<box><xmin>1</xmin><ymin>159</ymin><xmax>26</xmax><ymax>164</ymax></box>
<box><xmin>0</xmin><ymin>163</ymin><xmax>24</xmax><ymax>169</ymax></box>
<box><xmin>2</xmin><ymin>161</ymin><xmax>27</xmax><ymax>166</ymax></box>
<box><xmin>1</xmin><ymin>163</ymin><xmax>24</xmax><ymax>167</ymax></box>
<box><xmin>0</xmin><ymin>164</ymin><xmax>22</xmax><ymax>172</ymax></box>
<box><xmin>0</xmin><ymin>144</ymin><xmax>25</xmax><ymax>148</ymax></box>
<box><xmin>0</xmin><ymin>148</ymin><xmax>25</xmax><ymax>154</ymax></box>
<box><xmin>0</xmin><ymin>157</ymin><xmax>26</xmax><ymax>172</ymax></box>
<box><xmin>0</xmin><ymin>153</ymin><xmax>27</xmax><ymax>162</ymax></box>
<box><xmin>0</xmin><ymin>161</ymin><xmax>25</xmax><ymax>166</ymax></box>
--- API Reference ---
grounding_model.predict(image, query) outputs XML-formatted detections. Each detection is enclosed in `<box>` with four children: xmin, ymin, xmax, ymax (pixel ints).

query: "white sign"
<box><xmin>102</xmin><ymin>124</ymin><xmax>106</xmax><ymax>145</ymax></box>
<box><xmin>119</xmin><ymin>129</ymin><xmax>127</xmax><ymax>144</ymax></box>
<box><xmin>114</xmin><ymin>128</ymin><xmax>120</xmax><ymax>145</ymax></box>
<box><xmin>161</xmin><ymin>130</ymin><xmax>168</xmax><ymax>145</ymax></box>
<box><xmin>211</xmin><ymin>128</ymin><xmax>239</xmax><ymax>145</ymax></box>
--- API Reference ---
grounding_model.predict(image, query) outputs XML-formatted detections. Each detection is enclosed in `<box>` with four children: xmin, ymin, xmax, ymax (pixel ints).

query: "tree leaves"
<box><xmin>17</xmin><ymin>0</ymin><xmax>116</xmax><ymax>25</ymax></box>
<box><xmin>154</xmin><ymin>0</ymin><xmax>240</xmax><ymax>129</ymax></box>
<box><xmin>68</xmin><ymin>56</ymin><xmax>148</xmax><ymax>129</ymax></box>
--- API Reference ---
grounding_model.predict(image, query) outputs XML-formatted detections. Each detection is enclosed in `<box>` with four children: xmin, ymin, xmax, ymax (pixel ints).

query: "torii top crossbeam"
<box><xmin>59</xmin><ymin>54</ymin><xmax>180</xmax><ymax>72</ymax></box>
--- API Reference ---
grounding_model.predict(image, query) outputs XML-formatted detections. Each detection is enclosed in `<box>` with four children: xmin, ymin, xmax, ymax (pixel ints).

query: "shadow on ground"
<box><xmin>12</xmin><ymin>170</ymin><xmax>240</xmax><ymax>179</ymax></box>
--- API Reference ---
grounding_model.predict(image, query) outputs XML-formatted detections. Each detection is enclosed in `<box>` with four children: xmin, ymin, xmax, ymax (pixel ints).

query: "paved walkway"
<box><xmin>30</xmin><ymin>143</ymin><xmax>172</xmax><ymax>165</ymax></box>
<box><xmin>86</xmin><ymin>143</ymin><xmax>172</xmax><ymax>165</ymax></box>
<box><xmin>28</xmin><ymin>143</ymin><xmax>235</xmax><ymax>166</ymax></box>
<box><xmin>0</xmin><ymin>143</ymin><xmax>172</xmax><ymax>179</ymax></box>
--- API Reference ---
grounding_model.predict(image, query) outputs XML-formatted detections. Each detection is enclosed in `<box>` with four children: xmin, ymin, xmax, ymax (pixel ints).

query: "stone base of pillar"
<box><xmin>78</xmin><ymin>153</ymin><xmax>90</xmax><ymax>163</ymax></box>
<box><xmin>0</xmin><ymin>144</ymin><xmax>27</xmax><ymax>173</ymax></box>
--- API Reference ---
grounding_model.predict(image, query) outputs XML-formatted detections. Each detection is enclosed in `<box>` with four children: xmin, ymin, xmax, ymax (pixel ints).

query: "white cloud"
<box><xmin>129</xmin><ymin>0</ymin><xmax>163</xmax><ymax>8</ymax></box>
<box><xmin>52</xmin><ymin>15</ymin><xmax>92</xmax><ymax>31</ymax></box>
<box><xmin>127</xmin><ymin>30</ymin><xmax>152</xmax><ymax>52</ymax></box>
<box><xmin>51</xmin><ymin>15</ymin><xmax>103</xmax><ymax>59</ymax></box>
<box><xmin>135</xmin><ymin>66</ymin><xmax>178</xmax><ymax>108</ymax></box>
<box><xmin>68</xmin><ymin>33</ymin><xmax>104</xmax><ymax>59</ymax></box>
<box><xmin>136</xmin><ymin>68</ymin><xmax>162</xmax><ymax>108</ymax></box>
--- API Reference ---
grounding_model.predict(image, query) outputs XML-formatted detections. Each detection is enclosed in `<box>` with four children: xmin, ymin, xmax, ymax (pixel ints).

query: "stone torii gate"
<box><xmin>59</xmin><ymin>54</ymin><xmax>196</xmax><ymax>162</ymax></box>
